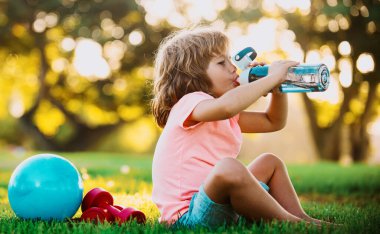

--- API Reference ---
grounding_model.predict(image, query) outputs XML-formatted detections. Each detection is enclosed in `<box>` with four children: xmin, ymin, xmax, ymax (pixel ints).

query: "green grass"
<box><xmin>1</xmin><ymin>151</ymin><xmax>379</xmax><ymax>233</ymax></box>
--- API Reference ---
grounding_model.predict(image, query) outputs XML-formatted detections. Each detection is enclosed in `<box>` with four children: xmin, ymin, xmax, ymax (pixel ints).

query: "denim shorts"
<box><xmin>174</xmin><ymin>181</ymin><xmax>270</xmax><ymax>230</ymax></box>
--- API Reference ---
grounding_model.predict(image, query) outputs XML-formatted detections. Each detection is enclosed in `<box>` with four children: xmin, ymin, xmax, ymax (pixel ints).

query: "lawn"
<box><xmin>0</xmin><ymin>151</ymin><xmax>379</xmax><ymax>233</ymax></box>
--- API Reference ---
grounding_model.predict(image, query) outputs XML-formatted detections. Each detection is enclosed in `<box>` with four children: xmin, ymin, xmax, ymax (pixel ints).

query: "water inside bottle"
<box><xmin>281</xmin><ymin>65</ymin><xmax>329</xmax><ymax>92</ymax></box>
<box><xmin>286</xmin><ymin>73</ymin><xmax>320</xmax><ymax>88</ymax></box>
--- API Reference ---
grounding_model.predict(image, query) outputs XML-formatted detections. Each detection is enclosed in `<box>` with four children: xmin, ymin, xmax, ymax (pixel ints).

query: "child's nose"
<box><xmin>231</xmin><ymin>64</ymin><xmax>237</xmax><ymax>74</ymax></box>
<box><xmin>228</xmin><ymin>61</ymin><xmax>237</xmax><ymax>73</ymax></box>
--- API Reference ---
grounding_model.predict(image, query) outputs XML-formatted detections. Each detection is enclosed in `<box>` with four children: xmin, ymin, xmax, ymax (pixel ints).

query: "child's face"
<box><xmin>206</xmin><ymin>53</ymin><xmax>240</xmax><ymax>97</ymax></box>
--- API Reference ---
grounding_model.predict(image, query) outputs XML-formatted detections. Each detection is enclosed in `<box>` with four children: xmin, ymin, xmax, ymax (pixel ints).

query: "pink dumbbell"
<box><xmin>81</xmin><ymin>188</ymin><xmax>146</xmax><ymax>224</ymax></box>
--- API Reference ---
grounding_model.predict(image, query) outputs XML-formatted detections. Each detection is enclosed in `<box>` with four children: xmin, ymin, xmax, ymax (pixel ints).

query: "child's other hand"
<box><xmin>268</xmin><ymin>60</ymin><xmax>299</xmax><ymax>84</ymax></box>
<box><xmin>249</xmin><ymin>61</ymin><xmax>283</xmax><ymax>97</ymax></box>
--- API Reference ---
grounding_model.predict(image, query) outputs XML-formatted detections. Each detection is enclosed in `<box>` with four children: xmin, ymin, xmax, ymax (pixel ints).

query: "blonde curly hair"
<box><xmin>151</xmin><ymin>26</ymin><xmax>229</xmax><ymax>128</ymax></box>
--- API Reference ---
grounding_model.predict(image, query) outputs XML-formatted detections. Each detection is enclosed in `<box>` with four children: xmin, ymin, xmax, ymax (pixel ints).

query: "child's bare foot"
<box><xmin>304</xmin><ymin>216</ymin><xmax>342</xmax><ymax>227</ymax></box>
<box><xmin>299</xmin><ymin>214</ymin><xmax>342</xmax><ymax>227</ymax></box>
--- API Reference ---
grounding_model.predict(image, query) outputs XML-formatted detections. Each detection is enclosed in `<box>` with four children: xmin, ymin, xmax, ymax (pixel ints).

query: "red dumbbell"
<box><xmin>81</xmin><ymin>207</ymin><xmax>113</xmax><ymax>223</ymax></box>
<box><xmin>99</xmin><ymin>204</ymin><xmax>146</xmax><ymax>224</ymax></box>
<box><xmin>81</xmin><ymin>187</ymin><xmax>146</xmax><ymax>224</ymax></box>
<box><xmin>80</xmin><ymin>188</ymin><xmax>115</xmax><ymax>223</ymax></box>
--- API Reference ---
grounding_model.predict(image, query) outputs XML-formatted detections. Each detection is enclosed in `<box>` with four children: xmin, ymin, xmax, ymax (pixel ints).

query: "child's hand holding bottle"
<box><xmin>268</xmin><ymin>60</ymin><xmax>300</xmax><ymax>85</ymax></box>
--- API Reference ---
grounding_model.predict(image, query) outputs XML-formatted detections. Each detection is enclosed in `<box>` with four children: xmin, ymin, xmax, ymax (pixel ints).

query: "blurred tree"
<box><xmin>284</xmin><ymin>0</ymin><xmax>380</xmax><ymax>161</ymax></box>
<box><xmin>0</xmin><ymin>0</ymin><xmax>171</xmax><ymax>150</ymax></box>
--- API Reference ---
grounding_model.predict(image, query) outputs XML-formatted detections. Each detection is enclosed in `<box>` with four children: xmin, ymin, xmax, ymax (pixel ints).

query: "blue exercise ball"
<box><xmin>8</xmin><ymin>154</ymin><xmax>83</xmax><ymax>220</ymax></box>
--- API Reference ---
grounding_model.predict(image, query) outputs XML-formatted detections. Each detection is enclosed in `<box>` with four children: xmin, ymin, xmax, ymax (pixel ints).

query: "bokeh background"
<box><xmin>0</xmin><ymin>0</ymin><xmax>379</xmax><ymax>164</ymax></box>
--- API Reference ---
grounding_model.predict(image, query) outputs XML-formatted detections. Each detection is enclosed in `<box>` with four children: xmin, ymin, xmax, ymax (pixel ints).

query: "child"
<box><xmin>151</xmin><ymin>26</ymin><xmax>326</xmax><ymax>229</ymax></box>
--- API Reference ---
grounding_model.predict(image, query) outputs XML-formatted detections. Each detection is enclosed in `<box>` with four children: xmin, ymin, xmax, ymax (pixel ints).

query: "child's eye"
<box><xmin>218</xmin><ymin>60</ymin><xmax>225</xmax><ymax>65</ymax></box>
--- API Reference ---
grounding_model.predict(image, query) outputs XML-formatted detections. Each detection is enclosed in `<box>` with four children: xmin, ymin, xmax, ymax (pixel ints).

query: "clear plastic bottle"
<box><xmin>239</xmin><ymin>64</ymin><xmax>330</xmax><ymax>93</ymax></box>
<box><xmin>232</xmin><ymin>47</ymin><xmax>330</xmax><ymax>93</ymax></box>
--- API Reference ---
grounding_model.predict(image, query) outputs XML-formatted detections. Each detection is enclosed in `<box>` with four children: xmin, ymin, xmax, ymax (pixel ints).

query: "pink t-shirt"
<box><xmin>152</xmin><ymin>91</ymin><xmax>243</xmax><ymax>224</ymax></box>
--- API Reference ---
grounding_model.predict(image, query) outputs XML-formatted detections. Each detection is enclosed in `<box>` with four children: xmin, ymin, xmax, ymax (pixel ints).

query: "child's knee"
<box><xmin>259</xmin><ymin>153</ymin><xmax>285</xmax><ymax>168</ymax></box>
<box><xmin>213</xmin><ymin>158</ymin><xmax>248</xmax><ymax>185</ymax></box>
<box><xmin>216</xmin><ymin>158</ymin><xmax>244</xmax><ymax>171</ymax></box>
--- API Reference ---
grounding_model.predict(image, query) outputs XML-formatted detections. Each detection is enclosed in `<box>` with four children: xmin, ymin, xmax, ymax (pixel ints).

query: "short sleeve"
<box><xmin>171</xmin><ymin>92</ymin><xmax>213</xmax><ymax>130</ymax></box>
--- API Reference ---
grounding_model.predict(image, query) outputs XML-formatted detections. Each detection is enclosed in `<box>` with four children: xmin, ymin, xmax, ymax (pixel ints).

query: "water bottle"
<box><xmin>232</xmin><ymin>47</ymin><xmax>330</xmax><ymax>93</ymax></box>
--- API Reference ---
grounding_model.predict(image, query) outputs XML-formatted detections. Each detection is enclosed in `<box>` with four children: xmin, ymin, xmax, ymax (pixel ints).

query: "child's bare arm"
<box><xmin>189</xmin><ymin>60</ymin><xmax>297</xmax><ymax>124</ymax></box>
<box><xmin>238</xmin><ymin>92</ymin><xmax>288</xmax><ymax>133</ymax></box>
<box><xmin>189</xmin><ymin>75</ymin><xmax>280</xmax><ymax>123</ymax></box>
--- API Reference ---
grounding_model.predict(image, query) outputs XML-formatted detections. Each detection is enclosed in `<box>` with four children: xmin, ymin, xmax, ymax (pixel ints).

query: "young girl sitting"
<box><xmin>151</xmin><ymin>26</ymin><xmax>327</xmax><ymax>229</ymax></box>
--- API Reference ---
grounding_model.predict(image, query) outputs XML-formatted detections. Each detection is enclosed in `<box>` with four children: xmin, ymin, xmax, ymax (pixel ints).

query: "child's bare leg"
<box><xmin>203</xmin><ymin>158</ymin><xmax>302</xmax><ymax>222</ymax></box>
<box><xmin>247</xmin><ymin>153</ymin><xmax>322</xmax><ymax>224</ymax></box>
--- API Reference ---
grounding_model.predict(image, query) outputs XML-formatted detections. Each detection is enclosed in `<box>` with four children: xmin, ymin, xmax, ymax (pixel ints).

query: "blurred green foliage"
<box><xmin>0</xmin><ymin>0</ymin><xmax>172</xmax><ymax>152</ymax></box>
